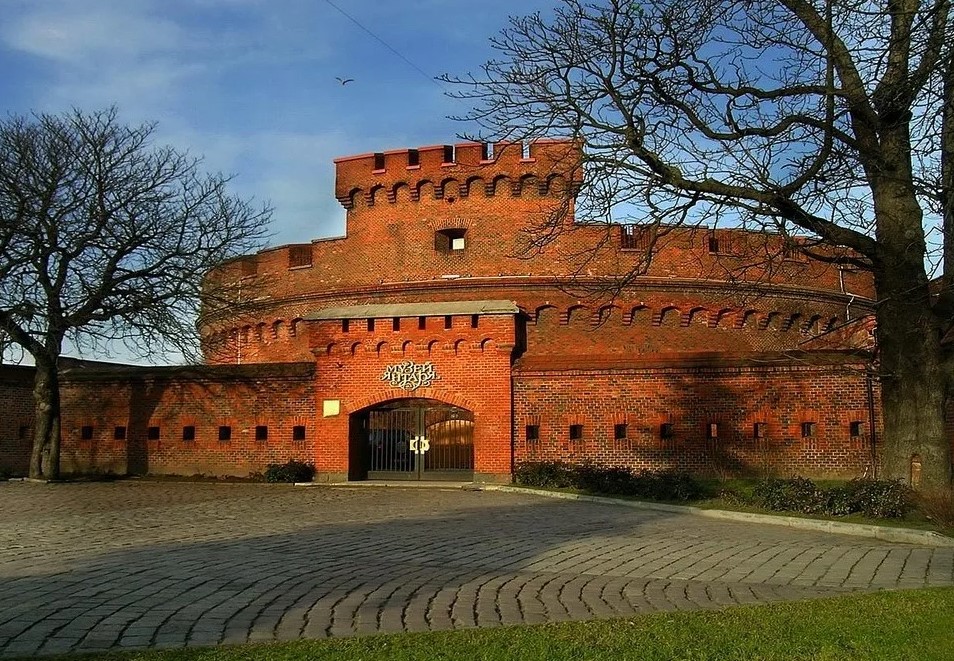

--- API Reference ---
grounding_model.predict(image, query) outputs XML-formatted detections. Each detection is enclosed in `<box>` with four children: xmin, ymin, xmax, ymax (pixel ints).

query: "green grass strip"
<box><xmin>33</xmin><ymin>587</ymin><xmax>954</xmax><ymax>661</ymax></box>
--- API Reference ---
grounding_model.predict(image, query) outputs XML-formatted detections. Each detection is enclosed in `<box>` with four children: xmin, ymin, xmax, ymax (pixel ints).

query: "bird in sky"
<box><xmin>336</xmin><ymin>77</ymin><xmax>354</xmax><ymax>85</ymax></box>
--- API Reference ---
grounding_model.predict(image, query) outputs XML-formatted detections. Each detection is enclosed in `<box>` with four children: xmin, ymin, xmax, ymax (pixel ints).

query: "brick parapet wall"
<box><xmin>0</xmin><ymin>365</ymin><xmax>37</xmax><ymax>476</ymax></box>
<box><xmin>58</xmin><ymin>363</ymin><xmax>316</xmax><ymax>477</ymax></box>
<box><xmin>513</xmin><ymin>359</ymin><xmax>880</xmax><ymax>478</ymax></box>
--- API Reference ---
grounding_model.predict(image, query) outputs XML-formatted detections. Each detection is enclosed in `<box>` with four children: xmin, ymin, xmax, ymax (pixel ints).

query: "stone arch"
<box><xmin>801</xmin><ymin>314</ymin><xmax>824</xmax><ymax>334</ymax></box>
<box><xmin>368</xmin><ymin>184</ymin><xmax>385</xmax><ymax>206</ymax></box>
<box><xmin>546</xmin><ymin>173</ymin><xmax>569</xmax><ymax>195</ymax></box>
<box><xmin>736</xmin><ymin>309</ymin><xmax>759</xmax><ymax>329</ymax></box>
<box><xmin>401</xmin><ymin>340</ymin><xmax>415</xmax><ymax>356</ymax></box>
<box><xmin>290</xmin><ymin>318</ymin><xmax>304</xmax><ymax>338</ymax></box>
<box><xmin>563</xmin><ymin>304</ymin><xmax>592</xmax><ymax>326</ymax></box>
<box><xmin>625</xmin><ymin>305</ymin><xmax>649</xmax><ymax>325</ymax></box>
<box><xmin>517</xmin><ymin>173</ymin><xmax>540</xmax><ymax>196</ymax></box>
<box><xmin>781</xmin><ymin>312</ymin><xmax>802</xmax><ymax>332</ymax></box>
<box><xmin>595</xmin><ymin>304</ymin><xmax>621</xmax><ymax>326</ymax></box>
<box><xmin>480</xmin><ymin>338</ymin><xmax>496</xmax><ymax>352</ymax></box>
<box><xmin>271</xmin><ymin>319</ymin><xmax>285</xmax><ymax>340</ymax></box>
<box><xmin>347</xmin><ymin>187</ymin><xmax>364</xmax><ymax>209</ymax></box>
<box><xmin>349</xmin><ymin>390</ymin><xmax>479</xmax><ymax>418</ymax></box>
<box><xmin>684</xmin><ymin>307</ymin><xmax>708</xmax><ymax>327</ymax></box>
<box><xmin>655</xmin><ymin>306</ymin><xmax>681</xmax><ymax>327</ymax></box>
<box><xmin>416</xmin><ymin>180</ymin><xmax>435</xmax><ymax>201</ymax></box>
<box><xmin>711</xmin><ymin>308</ymin><xmax>734</xmax><ymax>328</ymax></box>
<box><xmin>375</xmin><ymin>341</ymin><xmax>389</xmax><ymax>357</ymax></box>
<box><xmin>453</xmin><ymin>338</ymin><xmax>467</xmax><ymax>355</ymax></box>
<box><xmin>464</xmin><ymin>175</ymin><xmax>486</xmax><ymax>197</ymax></box>
<box><xmin>823</xmin><ymin>316</ymin><xmax>839</xmax><ymax>333</ymax></box>
<box><xmin>325</xmin><ymin>342</ymin><xmax>338</xmax><ymax>355</ymax></box>
<box><xmin>254</xmin><ymin>322</ymin><xmax>266</xmax><ymax>342</ymax></box>
<box><xmin>240</xmin><ymin>325</ymin><xmax>251</xmax><ymax>343</ymax></box>
<box><xmin>427</xmin><ymin>339</ymin><xmax>440</xmax><ymax>355</ymax></box>
<box><xmin>491</xmin><ymin>174</ymin><xmax>511</xmax><ymax>196</ymax></box>
<box><xmin>440</xmin><ymin>177</ymin><xmax>460</xmax><ymax>201</ymax></box>
<box><xmin>533</xmin><ymin>304</ymin><xmax>558</xmax><ymax>325</ymax></box>
<box><xmin>390</xmin><ymin>182</ymin><xmax>411</xmax><ymax>203</ymax></box>
<box><xmin>350</xmin><ymin>341</ymin><xmax>365</xmax><ymax>356</ymax></box>
<box><xmin>759</xmin><ymin>311</ymin><xmax>781</xmax><ymax>330</ymax></box>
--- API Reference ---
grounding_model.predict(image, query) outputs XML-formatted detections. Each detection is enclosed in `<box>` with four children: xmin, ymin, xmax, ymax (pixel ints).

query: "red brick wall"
<box><xmin>201</xmin><ymin>140</ymin><xmax>875</xmax><ymax>366</ymax></box>
<box><xmin>58</xmin><ymin>364</ymin><xmax>316</xmax><ymax>477</ymax></box>
<box><xmin>0</xmin><ymin>366</ymin><xmax>36</xmax><ymax>476</ymax></box>
<box><xmin>513</xmin><ymin>357</ymin><xmax>880</xmax><ymax>478</ymax></box>
<box><xmin>306</xmin><ymin>312</ymin><xmax>515</xmax><ymax>481</ymax></box>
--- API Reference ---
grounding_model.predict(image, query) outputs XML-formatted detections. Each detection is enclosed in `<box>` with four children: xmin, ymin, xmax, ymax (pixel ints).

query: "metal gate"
<box><xmin>362</xmin><ymin>399</ymin><xmax>474</xmax><ymax>480</ymax></box>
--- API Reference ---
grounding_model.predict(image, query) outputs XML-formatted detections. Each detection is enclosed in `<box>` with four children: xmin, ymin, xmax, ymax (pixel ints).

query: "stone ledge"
<box><xmin>480</xmin><ymin>484</ymin><xmax>954</xmax><ymax>548</ymax></box>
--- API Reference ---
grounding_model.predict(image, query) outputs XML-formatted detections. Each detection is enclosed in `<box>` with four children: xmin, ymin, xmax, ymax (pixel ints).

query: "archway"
<box><xmin>349</xmin><ymin>398</ymin><xmax>474</xmax><ymax>481</ymax></box>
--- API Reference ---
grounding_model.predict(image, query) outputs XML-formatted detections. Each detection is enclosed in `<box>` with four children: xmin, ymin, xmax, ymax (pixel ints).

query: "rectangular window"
<box><xmin>442</xmin><ymin>144</ymin><xmax>455</xmax><ymax>164</ymax></box>
<box><xmin>660</xmin><ymin>422</ymin><xmax>674</xmax><ymax>439</ymax></box>
<box><xmin>407</xmin><ymin>148</ymin><xmax>420</xmax><ymax>167</ymax></box>
<box><xmin>783</xmin><ymin>240</ymin><xmax>802</xmax><ymax>260</ymax></box>
<box><xmin>392</xmin><ymin>317</ymin><xmax>401</xmax><ymax>331</ymax></box>
<box><xmin>753</xmin><ymin>422</ymin><xmax>767</xmax><ymax>439</ymax></box>
<box><xmin>801</xmin><ymin>422</ymin><xmax>817</xmax><ymax>438</ymax></box>
<box><xmin>620</xmin><ymin>225</ymin><xmax>650</xmax><ymax>250</ymax></box>
<box><xmin>182</xmin><ymin>425</ymin><xmax>196</xmax><ymax>442</ymax></box>
<box><xmin>241</xmin><ymin>260</ymin><xmax>258</xmax><ymax>277</ymax></box>
<box><xmin>114</xmin><ymin>426</ymin><xmax>126</xmax><ymax>441</ymax></box>
<box><xmin>373</xmin><ymin>151</ymin><xmax>385</xmax><ymax>170</ymax></box>
<box><xmin>444</xmin><ymin>315</ymin><xmax>453</xmax><ymax>329</ymax></box>
<box><xmin>18</xmin><ymin>425</ymin><xmax>29</xmax><ymax>439</ymax></box>
<box><xmin>288</xmin><ymin>245</ymin><xmax>313</xmax><ymax>268</ymax></box>
<box><xmin>569</xmin><ymin>424</ymin><xmax>583</xmax><ymax>441</ymax></box>
<box><xmin>706</xmin><ymin>422</ymin><xmax>719</xmax><ymax>439</ymax></box>
<box><xmin>707</xmin><ymin>235</ymin><xmax>720</xmax><ymax>254</ymax></box>
<box><xmin>292</xmin><ymin>425</ymin><xmax>306</xmax><ymax>441</ymax></box>
<box><xmin>481</xmin><ymin>142</ymin><xmax>493</xmax><ymax>161</ymax></box>
<box><xmin>147</xmin><ymin>426</ymin><xmax>160</xmax><ymax>440</ymax></box>
<box><xmin>342</xmin><ymin>319</ymin><xmax>350</xmax><ymax>333</ymax></box>
<box><xmin>367</xmin><ymin>318</ymin><xmax>375</xmax><ymax>332</ymax></box>
<box><xmin>614</xmin><ymin>423</ymin><xmax>628</xmax><ymax>441</ymax></box>
<box><xmin>218</xmin><ymin>425</ymin><xmax>232</xmax><ymax>442</ymax></box>
<box><xmin>850</xmin><ymin>421</ymin><xmax>864</xmax><ymax>437</ymax></box>
<box><xmin>471</xmin><ymin>314</ymin><xmax>479</xmax><ymax>328</ymax></box>
<box><xmin>80</xmin><ymin>425</ymin><xmax>93</xmax><ymax>441</ymax></box>
<box><xmin>435</xmin><ymin>228</ymin><xmax>467</xmax><ymax>253</ymax></box>
<box><xmin>255</xmin><ymin>425</ymin><xmax>268</xmax><ymax>442</ymax></box>
<box><xmin>418</xmin><ymin>316</ymin><xmax>427</xmax><ymax>330</ymax></box>
<box><xmin>525</xmin><ymin>424</ymin><xmax>540</xmax><ymax>442</ymax></box>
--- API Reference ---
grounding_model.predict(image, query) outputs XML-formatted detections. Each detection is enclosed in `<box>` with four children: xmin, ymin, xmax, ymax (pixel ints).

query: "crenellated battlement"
<box><xmin>334</xmin><ymin>140</ymin><xmax>581</xmax><ymax>209</ymax></box>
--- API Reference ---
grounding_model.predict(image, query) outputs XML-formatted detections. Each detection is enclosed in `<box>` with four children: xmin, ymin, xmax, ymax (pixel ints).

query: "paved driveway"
<box><xmin>1</xmin><ymin>481</ymin><xmax>952</xmax><ymax>657</ymax></box>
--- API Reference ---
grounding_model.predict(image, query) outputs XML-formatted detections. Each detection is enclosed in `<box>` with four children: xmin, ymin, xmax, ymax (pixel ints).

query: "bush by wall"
<box><xmin>263</xmin><ymin>460</ymin><xmax>316</xmax><ymax>483</ymax></box>
<box><xmin>748</xmin><ymin>477</ymin><xmax>914</xmax><ymax>519</ymax></box>
<box><xmin>514</xmin><ymin>461</ymin><xmax>703</xmax><ymax>502</ymax></box>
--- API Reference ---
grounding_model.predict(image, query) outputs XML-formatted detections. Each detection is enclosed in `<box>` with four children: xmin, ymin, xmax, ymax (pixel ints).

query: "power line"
<box><xmin>321</xmin><ymin>0</ymin><xmax>448</xmax><ymax>92</ymax></box>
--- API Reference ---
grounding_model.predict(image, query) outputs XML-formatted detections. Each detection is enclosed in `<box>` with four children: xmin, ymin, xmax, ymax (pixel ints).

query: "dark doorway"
<box><xmin>350</xmin><ymin>398</ymin><xmax>474</xmax><ymax>480</ymax></box>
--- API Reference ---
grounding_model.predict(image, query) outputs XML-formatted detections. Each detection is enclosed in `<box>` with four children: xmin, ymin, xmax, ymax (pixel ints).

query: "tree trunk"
<box><xmin>29</xmin><ymin>355</ymin><xmax>61</xmax><ymax>480</ymax></box>
<box><xmin>875</xmin><ymin>271</ymin><xmax>951</xmax><ymax>488</ymax></box>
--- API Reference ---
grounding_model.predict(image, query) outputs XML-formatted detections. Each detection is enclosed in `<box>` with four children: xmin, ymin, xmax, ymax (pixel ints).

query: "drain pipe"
<box><xmin>866</xmin><ymin>367</ymin><xmax>877</xmax><ymax>479</ymax></box>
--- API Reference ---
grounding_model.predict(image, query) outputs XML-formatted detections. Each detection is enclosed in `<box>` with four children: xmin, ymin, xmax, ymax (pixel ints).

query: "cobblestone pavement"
<box><xmin>1</xmin><ymin>481</ymin><xmax>952</xmax><ymax>657</ymax></box>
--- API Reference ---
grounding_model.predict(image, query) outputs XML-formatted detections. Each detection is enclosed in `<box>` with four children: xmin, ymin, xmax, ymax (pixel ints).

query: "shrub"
<box><xmin>263</xmin><ymin>460</ymin><xmax>315</xmax><ymax>483</ymax></box>
<box><xmin>514</xmin><ymin>461</ymin><xmax>576</xmax><ymax>489</ymax></box>
<box><xmin>845</xmin><ymin>479</ymin><xmax>913</xmax><ymax>519</ymax></box>
<box><xmin>752</xmin><ymin>477</ymin><xmax>827</xmax><ymax>514</ymax></box>
<box><xmin>513</xmin><ymin>461</ymin><xmax>703</xmax><ymax>502</ymax></box>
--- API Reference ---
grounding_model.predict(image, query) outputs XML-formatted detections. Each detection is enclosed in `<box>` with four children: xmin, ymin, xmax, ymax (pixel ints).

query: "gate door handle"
<box><xmin>409</xmin><ymin>436</ymin><xmax>430</xmax><ymax>455</ymax></box>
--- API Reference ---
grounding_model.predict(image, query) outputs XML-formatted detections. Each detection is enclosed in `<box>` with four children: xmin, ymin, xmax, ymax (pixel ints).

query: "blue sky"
<box><xmin>0</xmin><ymin>0</ymin><xmax>555</xmax><ymax>247</ymax></box>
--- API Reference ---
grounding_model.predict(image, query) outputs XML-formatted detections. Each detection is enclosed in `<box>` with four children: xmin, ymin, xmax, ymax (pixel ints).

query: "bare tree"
<box><xmin>444</xmin><ymin>0</ymin><xmax>954</xmax><ymax>487</ymax></box>
<box><xmin>0</xmin><ymin>108</ymin><xmax>270</xmax><ymax>479</ymax></box>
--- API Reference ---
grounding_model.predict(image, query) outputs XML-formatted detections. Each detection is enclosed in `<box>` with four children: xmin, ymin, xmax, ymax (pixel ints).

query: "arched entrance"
<box><xmin>349</xmin><ymin>398</ymin><xmax>475</xmax><ymax>481</ymax></box>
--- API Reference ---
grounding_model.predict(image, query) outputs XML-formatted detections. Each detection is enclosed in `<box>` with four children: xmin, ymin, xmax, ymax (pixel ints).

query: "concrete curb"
<box><xmin>479</xmin><ymin>484</ymin><xmax>954</xmax><ymax>548</ymax></box>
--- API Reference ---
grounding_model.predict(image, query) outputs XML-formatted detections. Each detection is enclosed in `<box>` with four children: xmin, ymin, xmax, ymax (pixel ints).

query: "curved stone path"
<box><xmin>0</xmin><ymin>481</ymin><xmax>952</xmax><ymax>657</ymax></box>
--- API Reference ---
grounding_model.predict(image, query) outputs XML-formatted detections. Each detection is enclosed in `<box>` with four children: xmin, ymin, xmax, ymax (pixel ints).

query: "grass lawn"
<box><xmin>30</xmin><ymin>587</ymin><xmax>954</xmax><ymax>661</ymax></box>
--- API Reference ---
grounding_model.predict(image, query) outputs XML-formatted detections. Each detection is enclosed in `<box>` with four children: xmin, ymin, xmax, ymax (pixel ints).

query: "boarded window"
<box><xmin>288</xmin><ymin>245</ymin><xmax>313</xmax><ymax>268</ymax></box>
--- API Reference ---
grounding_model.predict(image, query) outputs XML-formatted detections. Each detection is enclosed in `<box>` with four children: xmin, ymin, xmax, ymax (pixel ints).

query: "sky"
<box><xmin>0</xmin><ymin>0</ymin><xmax>556</xmax><ymax>247</ymax></box>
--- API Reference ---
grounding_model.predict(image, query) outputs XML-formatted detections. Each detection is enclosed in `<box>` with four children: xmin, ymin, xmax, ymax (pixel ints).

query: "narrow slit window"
<box><xmin>392</xmin><ymin>317</ymin><xmax>401</xmax><ymax>331</ymax></box>
<box><xmin>418</xmin><ymin>316</ymin><xmax>426</xmax><ymax>330</ymax></box>
<box><xmin>708</xmin><ymin>234</ymin><xmax>720</xmax><ymax>254</ymax></box>
<box><xmin>706</xmin><ymin>422</ymin><xmax>719</xmax><ymax>439</ymax></box>
<box><xmin>342</xmin><ymin>319</ymin><xmax>350</xmax><ymax>333</ymax></box>
<box><xmin>471</xmin><ymin>314</ymin><xmax>479</xmax><ymax>328</ymax></box>
<box><xmin>367</xmin><ymin>318</ymin><xmax>375</xmax><ymax>332</ymax></box>
<box><xmin>444</xmin><ymin>315</ymin><xmax>453</xmax><ymax>329</ymax></box>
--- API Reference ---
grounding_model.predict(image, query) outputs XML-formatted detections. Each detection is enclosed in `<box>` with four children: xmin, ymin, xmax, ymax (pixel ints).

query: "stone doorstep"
<box><xmin>295</xmin><ymin>480</ymin><xmax>954</xmax><ymax>548</ymax></box>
